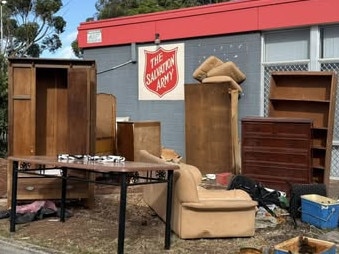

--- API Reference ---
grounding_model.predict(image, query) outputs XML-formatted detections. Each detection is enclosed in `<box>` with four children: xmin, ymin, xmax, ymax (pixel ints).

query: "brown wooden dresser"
<box><xmin>241</xmin><ymin>117</ymin><xmax>313</xmax><ymax>194</ymax></box>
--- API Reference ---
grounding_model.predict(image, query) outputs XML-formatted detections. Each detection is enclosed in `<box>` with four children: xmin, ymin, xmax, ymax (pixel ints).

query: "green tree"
<box><xmin>3</xmin><ymin>0</ymin><xmax>66</xmax><ymax>57</ymax></box>
<box><xmin>71</xmin><ymin>39</ymin><xmax>83</xmax><ymax>59</ymax></box>
<box><xmin>94</xmin><ymin>0</ymin><xmax>224</xmax><ymax>19</ymax></box>
<box><xmin>0</xmin><ymin>56</ymin><xmax>7</xmax><ymax>157</ymax></box>
<box><xmin>95</xmin><ymin>0</ymin><xmax>231</xmax><ymax>19</ymax></box>
<box><xmin>0</xmin><ymin>0</ymin><xmax>67</xmax><ymax>156</ymax></box>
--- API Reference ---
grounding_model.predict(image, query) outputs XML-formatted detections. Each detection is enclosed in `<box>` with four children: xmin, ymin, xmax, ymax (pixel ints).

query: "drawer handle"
<box><xmin>66</xmin><ymin>185</ymin><xmax>74</xmax><ymax>190</ymax></box>
<box><xmin>25</xmin><ymin>186</ymin><xmax>35</xmax><ymax>191</ymax></box>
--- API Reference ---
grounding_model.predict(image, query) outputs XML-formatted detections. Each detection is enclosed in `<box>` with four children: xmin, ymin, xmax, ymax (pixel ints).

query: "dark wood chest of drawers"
<box><xmin>241</xmin><ymin>117</ymin><xmax>313</xmax><ymax>194</ymax></box>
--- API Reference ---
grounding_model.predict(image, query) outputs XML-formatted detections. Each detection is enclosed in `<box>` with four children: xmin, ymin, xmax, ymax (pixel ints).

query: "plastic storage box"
<box><xmin>274</xmin><ymin>236</ymin><xmax>336</xmax><ymax>254</ymax></box>
<box><xmin>301</xmin><ymin>194</ymin><xmax>339</xmax><ymax>229</ymax></box>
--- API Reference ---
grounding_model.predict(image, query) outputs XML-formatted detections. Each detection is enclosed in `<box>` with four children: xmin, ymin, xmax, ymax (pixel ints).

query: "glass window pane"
<box><xmin>322</xmin><ymin>25</ymin><xmax>339</xmax><ymax>58</ymax></box>
<box><xmin>264</xmin><ymin>29</ymin><xmax>310</xmax><ymax>62</ymax></box>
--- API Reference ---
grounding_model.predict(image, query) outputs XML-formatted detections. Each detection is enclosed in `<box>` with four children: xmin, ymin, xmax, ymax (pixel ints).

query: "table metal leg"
<box><xmin>165</xmin><ymin>170</ymin><xmax>173</xmax><ymax>249</ymax></box>
<box><xmin>60</xmin><ymin>167</ymin><xmax>68</xmax><ymax>222</ymax></box>
<box><xmin>118</xmin><ymin>173</ymin><xmax>128</xmax><ymax>254</ymax></box>
<box><xmin>10</xmin><ymin>161</ymin><xmax>18</xmax><ymax>232</ymax></box>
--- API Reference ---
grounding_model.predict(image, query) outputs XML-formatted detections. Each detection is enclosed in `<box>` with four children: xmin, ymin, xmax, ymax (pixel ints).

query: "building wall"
<box><xmin>84</xmin><ymin>32</ymin><xmax>262</xmax><ymax>157</ymax></box>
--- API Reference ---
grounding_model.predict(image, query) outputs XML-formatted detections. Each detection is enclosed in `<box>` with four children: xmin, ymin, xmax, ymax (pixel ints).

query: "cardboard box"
<box><xmin>301</xmin><ymin>194</ymin><xmax>339</xmax><ymax>229</ymax></box>
<box><xmin>274</xmin><ymin>236</ymin><xmax>336</xmax><ymax>254</ymax></box>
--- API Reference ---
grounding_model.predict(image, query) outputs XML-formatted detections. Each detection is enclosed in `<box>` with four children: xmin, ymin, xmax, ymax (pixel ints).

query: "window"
<box><xmin>321</xmin><ymin>25</ymin><xmax>339</xmax><ymax>59</ymax></box>
<box><xmin>264</xmin><ymin>29</ymin><xmax>310</xmax><ymax>62</ymax></box>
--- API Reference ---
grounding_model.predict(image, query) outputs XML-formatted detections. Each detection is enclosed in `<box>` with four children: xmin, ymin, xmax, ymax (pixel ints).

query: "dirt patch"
<box><xmin>0</xmin><ymin>158</ymin><xmax>7</xmax><ymax>198</ymax></box>
<box><xmin>0</xmin><ymin>188</ymin><xmax>338</xmax><ymax>254</ymax></box>
<box><xmin>0</xmin><ymin>157</ymin><xmax>338</xmax><ymax>254</ymax></box>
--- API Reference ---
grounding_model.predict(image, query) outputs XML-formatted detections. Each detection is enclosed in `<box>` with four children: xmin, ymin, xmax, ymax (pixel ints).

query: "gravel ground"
<box><xmin>0</xmin><ymin>187</ymin><xmax>338</xmax><ymax>254</ymax></box>
<box><xmin>0</xmin><ymin>157</ymin><xmax>338</xmax><ymax>254</ymax></box>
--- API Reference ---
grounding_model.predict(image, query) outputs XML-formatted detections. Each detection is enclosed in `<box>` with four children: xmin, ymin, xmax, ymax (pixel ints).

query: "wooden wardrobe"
<box><xmin>7</xmin><ymin>58</ymin><xmax>97</xmax><ymax>206</ymax></box>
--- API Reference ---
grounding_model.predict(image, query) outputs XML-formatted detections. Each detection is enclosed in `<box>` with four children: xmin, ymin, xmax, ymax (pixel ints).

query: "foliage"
<box><xmin>0</xmin><ymin>0</ymin><xmax>67</xmax><ymax>155</ymax></box>
<box><xmin>95</xmin><ymin>0</ymin><xmax>231</xmax><ymax>19</ymax></box>
<box><xmin>3</xmin><ymin>0</ymin><xmax>66</xmax><ymax>57</ymax></box>
<box><xmin>0</xmin><ymin>57</ymin><xmax>7</xmax><ymax>157</ymax></box>
<box><xmin>71</xmin><ymin>39</ymin><xmax>83</xmax><ymax>59</ymax></box>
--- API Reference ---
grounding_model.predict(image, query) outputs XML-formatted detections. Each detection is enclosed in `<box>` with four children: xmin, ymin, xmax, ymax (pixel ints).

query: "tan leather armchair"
<box><xmin>138</xmin><ymin>150</ymin><xmax>258</xmax><ymax>239</ymax></box>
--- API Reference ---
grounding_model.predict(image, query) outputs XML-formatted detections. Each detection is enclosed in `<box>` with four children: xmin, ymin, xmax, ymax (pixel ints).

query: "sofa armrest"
<box><xmin>182</xmin><ymin>200</ymin><xmax>258</xmax><ymax>210</ymax></box>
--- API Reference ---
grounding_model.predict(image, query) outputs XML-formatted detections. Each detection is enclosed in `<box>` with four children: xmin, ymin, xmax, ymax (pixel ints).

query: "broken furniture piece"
<box><xmin>186</xmin><ymin>56</ymin><xmax>245</xmax><ymax>175</ymax></box>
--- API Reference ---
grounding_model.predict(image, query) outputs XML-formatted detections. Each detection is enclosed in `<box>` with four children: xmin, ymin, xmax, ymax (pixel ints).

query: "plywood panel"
<box><xmin>185</xmin><ymin>83</ymin><xmax>233</xmax><ymax>174</ymax></box>
<box><xmin>68</xmin><ymin>68</ymin><xmax>91</xmax><ymax>155</ymax></box>
<box><xmin>96</xmin><ymin>93</ymin><xmax>116</xmax><ymax>155</ymax></box>
<box><xmin>36</xmin><ymin>68</ymin><xmax>68</xmax><ymax>155</ymax></box>
<box><xmin>11</xmin><ymin>67</ymin><xmax>35</xmax><ymax>156</ymax></box>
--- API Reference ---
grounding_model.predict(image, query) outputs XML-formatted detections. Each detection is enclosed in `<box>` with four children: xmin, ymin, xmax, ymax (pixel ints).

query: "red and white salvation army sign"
<box><xmin>143</xmin><ymin>47</ymin><xmax>178</xmax><ymax>97</ymax></box>
<box><xmin>138</xmin><ymin>43</ymin><xmax>185</xmax><ymax>100</ymax></box>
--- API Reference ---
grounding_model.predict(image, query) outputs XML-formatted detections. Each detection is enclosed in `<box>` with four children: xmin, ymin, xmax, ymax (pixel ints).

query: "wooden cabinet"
<box><xmin>241</xmin><ymin>117</ymin><xmax>313</xmax><ymax>193</ymax></box>
<box><xmin>7</xmin><ymin>58</ymin><xmax>97</xmax><ymax>205</ymax></box>
<box><xmin>268</xmin><ymin>71</ymin><xmax>337</xmax><ymax>186</ymax></box>
<box><xmin>185</xmin><ymin>83</ymin><xmax>236</xmax><ymax>175</ymax></box>
<box><xmin>117</xmin><ymin>121</ymin><xmax>161</xmax><ymax>161</ymax></box>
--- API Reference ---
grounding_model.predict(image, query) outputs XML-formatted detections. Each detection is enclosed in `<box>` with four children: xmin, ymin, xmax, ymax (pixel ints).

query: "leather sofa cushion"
<box><xmin>193</xmin><ymin>56</ymin><xmax>223</xmax><ymax>82</ymax></box>
<box><xmin>207</xmin><ymin>61</ymin><xmax>246</xmax><ymax>84</ymax></box>
<box><xmin>175</xmin><ymin>169</ymin><xmax>199</xmax><ymax>203</ymax></box>
<box><xmin>202</xmin><ymin>76</ymin><xmax>242</xmax><ymax>92</ymax></box>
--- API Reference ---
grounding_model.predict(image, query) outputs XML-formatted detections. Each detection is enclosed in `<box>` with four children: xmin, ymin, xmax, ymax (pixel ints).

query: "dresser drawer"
<box><xmin>242</xmin><ymin>162</ymin><xmax>311</xmax><ymax>180</ymax></box>
<box><xmin>16</xmin><ymin>177</ymin><xmax>91</xmax><ymax>200</ymax></box>
<box><xmin>242</xmin><ymin>137</ymin><xmax>310</xmax><ymax>149</ymax></box>
<box><xmin>242</xmin><ymin>121</ymin><xmax>311</xmax><ymax>138</ymax></box>
<box><xmin>242</xmin><ymin>149</ymin><xmax>310</xmax><ymax>165</ymax></box>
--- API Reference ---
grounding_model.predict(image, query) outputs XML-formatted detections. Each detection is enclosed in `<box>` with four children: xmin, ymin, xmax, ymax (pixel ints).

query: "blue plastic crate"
<box><xmin>274</xmin><ymin>236</ymin><xmax>336</xmax><ymax>254</ymax></box>
<box><xmin>301</xmin><ymin>194</ymin><xmax>339</xmax><ymax>229</ymax></box>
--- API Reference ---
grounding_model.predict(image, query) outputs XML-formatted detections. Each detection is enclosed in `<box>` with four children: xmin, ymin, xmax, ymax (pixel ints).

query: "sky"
<box><xmin>41</xmin><ymin>0</ymin><xmax>97</xmax><ymax>59</ymax></box>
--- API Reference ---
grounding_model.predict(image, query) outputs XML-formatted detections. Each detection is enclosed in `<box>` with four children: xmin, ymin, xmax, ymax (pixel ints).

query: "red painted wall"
<box><xmin>78</xmin><ymin>0</ymin><xmax>339</xmax><ymax>48</ymax></box>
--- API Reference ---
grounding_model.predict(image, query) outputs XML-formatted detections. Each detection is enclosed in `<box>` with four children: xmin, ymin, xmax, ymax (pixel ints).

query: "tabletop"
<box><xmin>7</xmin><ymin>155</ymin><xmax>179</xmax><ymax>173</ymax></box>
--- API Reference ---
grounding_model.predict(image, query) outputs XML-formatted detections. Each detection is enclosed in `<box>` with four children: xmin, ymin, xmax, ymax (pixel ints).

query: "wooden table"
<box><xmin>8</xmin><ymin>155</ymin><xmax>179</xmax><ymax>254</ymax></box>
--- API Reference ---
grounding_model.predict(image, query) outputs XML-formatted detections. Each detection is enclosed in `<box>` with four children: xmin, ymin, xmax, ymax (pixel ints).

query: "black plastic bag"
<box><xmin>227</xmin><ymin>175</ymin><xmax>284</xmax><ymax>217</ymax></box>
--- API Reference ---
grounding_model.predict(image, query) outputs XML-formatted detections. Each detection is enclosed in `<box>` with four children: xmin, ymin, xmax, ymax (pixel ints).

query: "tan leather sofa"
<box><xmin>138</xmin><ymin>150</ymin><xmax>258</xmax><ymax>239</ymax></box>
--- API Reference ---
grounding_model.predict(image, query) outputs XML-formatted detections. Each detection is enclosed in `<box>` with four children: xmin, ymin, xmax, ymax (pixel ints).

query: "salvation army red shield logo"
<box><xmin>143</xmin><ymin>47</ymin><xmax>178</xmax><ymax>97</ymax></box>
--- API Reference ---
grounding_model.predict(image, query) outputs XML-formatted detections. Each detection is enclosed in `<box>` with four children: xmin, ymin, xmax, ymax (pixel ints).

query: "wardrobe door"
<box><xmin>67</xmin><ymin>68</ymin><xmax>96</xmax><ymax>155</ymax></box>
<box><xmin>8</xmin><ymin>65</ymin><xmax>36</xmax><ymax>156</ymax></box>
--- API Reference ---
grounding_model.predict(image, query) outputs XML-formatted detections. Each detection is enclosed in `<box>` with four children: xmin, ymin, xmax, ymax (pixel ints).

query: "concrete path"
<box><xmin>0</xmin><ymin>237</ymin><xmax>63</xmax><ymax>254</ymax></box>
